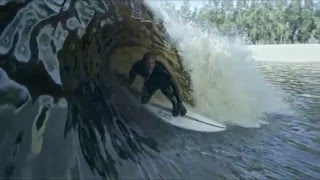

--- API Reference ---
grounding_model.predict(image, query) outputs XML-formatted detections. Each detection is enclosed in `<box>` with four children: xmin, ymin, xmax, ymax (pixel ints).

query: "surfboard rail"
<box><xmin>145</xmin><ymin>103</ymin><xmax>227</xmax><ymax>132</ymax></box>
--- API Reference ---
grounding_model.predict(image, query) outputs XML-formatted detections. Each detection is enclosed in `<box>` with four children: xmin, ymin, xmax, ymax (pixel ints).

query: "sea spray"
<box><xmin>149</xmin><ymin>3</ymin><xmax>288</xmax><ymax>128</ymax></box>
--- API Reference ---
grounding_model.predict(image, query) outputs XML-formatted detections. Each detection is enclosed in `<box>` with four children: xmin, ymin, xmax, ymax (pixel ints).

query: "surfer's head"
<box><xmin>143</xmin><ymin>52</ymin><xmax>155</xmax><ymax>74</ymax></box>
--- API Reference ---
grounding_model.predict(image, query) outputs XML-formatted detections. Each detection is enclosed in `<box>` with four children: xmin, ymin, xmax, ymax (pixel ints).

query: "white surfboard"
<box><xmin>145</xmin><ymin>103</ymin><xmax>226</xmax><ymax>132</ymax></box>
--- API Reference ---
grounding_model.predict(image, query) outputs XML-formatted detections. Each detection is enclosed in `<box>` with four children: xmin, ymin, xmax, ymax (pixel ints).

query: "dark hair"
<box><xmin>143</xmin><ymin>52</ymin><xmax>153</xmax><ymax>61</ymax></box>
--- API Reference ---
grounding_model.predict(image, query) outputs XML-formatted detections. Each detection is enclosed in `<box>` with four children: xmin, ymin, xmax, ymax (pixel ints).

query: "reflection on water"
<box><xmin>258</xmin><ymin>62</ymin><xmax>320</xmax><ymax>120</ymax></box>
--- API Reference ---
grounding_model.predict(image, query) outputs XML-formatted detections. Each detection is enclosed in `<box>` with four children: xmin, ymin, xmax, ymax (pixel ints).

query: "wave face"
<box><xmin>0</xmin><ymin>0</ymin><xmax>192</xmax><ymax>179</ymax></box>
<box><xmin>149</xmin><ymin>3</ymin><xmax>289</xmax><ymax>127</ymax></box>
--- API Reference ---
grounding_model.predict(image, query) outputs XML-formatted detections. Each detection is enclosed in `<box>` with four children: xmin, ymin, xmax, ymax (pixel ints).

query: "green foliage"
<box><xmin>164</xmin><ymin>0</ymin><xmax>320</xmax><ymax>44</ymax></box>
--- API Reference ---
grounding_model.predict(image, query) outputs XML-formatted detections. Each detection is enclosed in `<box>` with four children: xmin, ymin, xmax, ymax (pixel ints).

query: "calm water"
<box><xmin>0</xmin><ymin>62</ymin><xmax>319</xmax><ymax>179</ymax></box>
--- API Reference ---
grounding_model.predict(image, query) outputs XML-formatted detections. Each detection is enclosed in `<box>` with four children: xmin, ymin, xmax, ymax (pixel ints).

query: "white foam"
<box><xmin>1</xmin><ymin>1</ymin><xmax>60</xmax><ymax>62</ymax></box>
<box><xmin>14</xmin><ymin>12</ymin><xmax>38</xmax><ymax>62</ymax></box>
<box><xmin>43</xmin><ymin>0</ymin><xmax>62</xmax><ymax>13</ymax></box>
<box><xmin>0</xmin><ymin>68</ymin><xmax>30</xmax><ymax>111</ymax></box>
<box><xmin>62</xmin><ymin>0</ymin><xmax>72</xmax><ymax>10</ymax></box>
<box><xmin>53</xmin><ymin>0</ymin><xmax>65</xmax><ymax>5</ymax></box>
<box><xmin>37</xmin><ymin>95</ymin><xmax>54</xmax><ymax>107</ymax></box>
<box><xmin>36</xmin><ymin>25</ymin><xmax>62</xmax><ymax>85</ymax></box>
<box><xmin>56</xmin><ymin>98</ymin><xmax>68</xmax><ymax>108</ymax></box>
<box><xmin>75</xmin><ymin>1</ymin><xmax>95</xmax><ymax>37</ymax></box>
<box><xmin>0</xmin><ymin>0</ymin><xmax>9</xmax><ymax>5</ymax></box>
<box><xmin>31</xmin><ymin>105</ymin><xmax>51</xmax><ymax>155</ymax></box>
<box><xmin>0</xmin><ymin>68</ymin><xmax>10</xmax><ymax>89</ymax></box>
<box><xmin>52</xmin><ymin>22</ymin><xmax>69</xmax><ymax>52</ymax></box>
<box><xmin>31</xmin><ymin>1</ymin><xmax>51</xmax><ymax>18</ymax></box>
<box><xmin>0</xmin><ymin>12</ymin><xmax>22</xmax><ymax>54</ymax></box>
<box><xmin>67</xmin><ymin>17</ymin><xmax>81</xmax><ymax>30</ymax></box>
<box><xmin>87</xmin><ymin>0</ymin><xmax>108</xmax><ymax>13</ymax></box>
<box><xmin>100</xmin><ymin>18</ymin><xmax>114</xmax><ymax>27</ymax></box>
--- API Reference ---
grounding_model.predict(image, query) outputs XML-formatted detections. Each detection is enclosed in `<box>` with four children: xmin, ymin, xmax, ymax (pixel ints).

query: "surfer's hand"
<box><xmin>179</xmin><ymin>102</ymin><xmax>187</xmax><ymax>116</ymax></box>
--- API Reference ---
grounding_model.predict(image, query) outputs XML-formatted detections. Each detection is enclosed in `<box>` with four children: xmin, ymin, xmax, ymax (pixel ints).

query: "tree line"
<box><xmin>164</xmin><ymin>0</ymin><xmax>320</xmax><ymax>44</ymax></box>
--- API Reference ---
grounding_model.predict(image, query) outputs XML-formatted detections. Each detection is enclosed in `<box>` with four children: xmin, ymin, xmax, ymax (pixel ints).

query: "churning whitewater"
<box><xmin>149</xmin><ymin>3</ymin><xmax>288</xmax><ymax>127</ymax></box>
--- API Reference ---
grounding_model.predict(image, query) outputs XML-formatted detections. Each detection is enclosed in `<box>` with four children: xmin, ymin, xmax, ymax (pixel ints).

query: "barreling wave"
<box><xmin>149</xmin><ymin>3</ymin><xmax>289</xmax><ymax>127</ymax></box>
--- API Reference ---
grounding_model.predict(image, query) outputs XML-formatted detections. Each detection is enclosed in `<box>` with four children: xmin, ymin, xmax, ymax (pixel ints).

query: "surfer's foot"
<box><xmin>179</xmin><ymin>103</ymin><xmax>187</xmax><ymax>116</ymax></box>
<box><xmin>172</xmin><ymin>103</ymin><xmax>179</xmax><ymax>117</ymax></box>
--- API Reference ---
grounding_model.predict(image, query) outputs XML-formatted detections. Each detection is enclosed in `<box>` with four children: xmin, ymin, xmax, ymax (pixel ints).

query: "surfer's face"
<box><xmin>145</xmin><ymin>58</ymin><xmax>155</xmax><ymax>74</ymax></box>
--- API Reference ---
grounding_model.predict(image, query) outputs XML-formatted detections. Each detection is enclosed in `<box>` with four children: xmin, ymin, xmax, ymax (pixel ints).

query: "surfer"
<box><xmin>128</xmin><ymin>52</ymin><xmax>187</xmax><ymax>117</ymax></box>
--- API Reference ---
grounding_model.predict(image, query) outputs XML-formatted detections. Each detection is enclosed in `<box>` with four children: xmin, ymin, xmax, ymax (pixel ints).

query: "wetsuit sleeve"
<box><xmin>128</xmin><ymin>62</ymin><xmax>138</xmax><ymax>85</ymax></box>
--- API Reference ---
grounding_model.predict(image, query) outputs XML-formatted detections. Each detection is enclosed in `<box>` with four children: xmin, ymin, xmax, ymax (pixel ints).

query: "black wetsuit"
<box><xmin>129</xmin><ymin>60</ymin><xmax>183</xmax><ymax>105</ymax></box>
